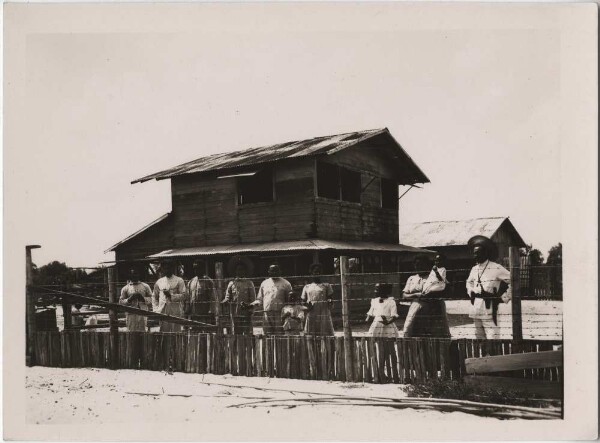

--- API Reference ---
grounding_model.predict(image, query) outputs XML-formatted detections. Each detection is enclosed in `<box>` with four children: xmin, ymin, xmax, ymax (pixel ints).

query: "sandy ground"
<box><xmin>26</xmin><ymin>366</ymin><xmax>560</xmax><ymax>438</ymax></box>
<box><xmin>27</xmin><ymin>367</ymin><xmax>501</xmax><ymax>430</ymax></box>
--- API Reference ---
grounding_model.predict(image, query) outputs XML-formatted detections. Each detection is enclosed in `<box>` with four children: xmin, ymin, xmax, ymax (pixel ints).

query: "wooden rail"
<box><xmin>465</xmin><ymin>349</ymin><xmax>563</xmax><ymax>374</ymax></box>
<box><xmin>33</xmin><ymin>287</ymin><xmax>216</xmax><ymax>329</ymax></box>
<box><xmin>464</xmin><ymin>348</ymin><xmax>563</xmax><ymax>399</ymax></box>
<box><xmin>32</xmin><ymin>331</ymin><xmax>562</xmax><ymax>384</ymax></box>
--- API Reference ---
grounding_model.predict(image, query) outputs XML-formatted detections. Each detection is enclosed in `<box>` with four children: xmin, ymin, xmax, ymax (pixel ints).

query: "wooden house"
<box><xmin>106</xmin><ymin>128</ymin><xmax>432</xmax><ymax>291</ymax></box>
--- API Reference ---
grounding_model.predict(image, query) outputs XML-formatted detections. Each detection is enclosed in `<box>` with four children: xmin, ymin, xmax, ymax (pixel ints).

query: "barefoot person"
<box><xmin>466</xmin><ymin>235</ymin><xmax>511</xmax><ymax>340</ymax></box>
<box><xmin>119</xmin><ymin>268</ymin><xmax>152</xmax><ymax>332</ymax></box>
<box><xmin>152</xmin><ymin>260</ymin><xmax>187</xmax><ymax>332</ymax></box>
<box><xmin>302</xmin><ymin>263</ymin><xmax>335</xmax><ymax>336</ymax></box>
<box><xmin>251</xmin><ymin>264</ymin><xmax>292</xmax><ymax>335</ymax></box>
<box><xmin>366</xmin><ymin>283</ymin><xmax>399</xmax><ymax>338</ymax></box>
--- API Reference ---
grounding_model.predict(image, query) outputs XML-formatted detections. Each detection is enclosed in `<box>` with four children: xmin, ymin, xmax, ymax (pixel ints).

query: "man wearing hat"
<box><xmin>251</xmin><ymin>264</ymin><xmax>292</xmax><ymax>335</ymax></box>
<box><xmin>152</xmin><ymin>260</ymin><xmax>187</xmax><ymax>332</ymax></box>
<box><xmin>223</xmin><ymin>260</ymin><xmax>256</xmax><ymax>335</ymax></box>
<box><xmin>466</xmin><ymin>235</ymin><xmax>511</xmax><ymax>339</ymax></box>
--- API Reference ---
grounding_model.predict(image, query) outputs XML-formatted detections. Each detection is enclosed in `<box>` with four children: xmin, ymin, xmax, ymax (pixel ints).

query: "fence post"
<box><xmin>509</xmin><ymin>247</ymin><xmax>523</xmax><ymax>341</ymax></box>
<box><xmin>340</xmin><ymin>256</ymin><xmax>355</xmax><ymax>382</ymax></box>
<box><xmin>61</xmin><ymin>289</ymin><xmax>73</xmax><ymax>331</ymax></box>
<box><xmin>26</xmin><ymin>245</ymin><xmax>41</xmax><ymax>366</ymax></box>
<box><xmin>215</xmin><ymin>262</ymin><xmax>224</xmax><ymax>335</ymax></box>
<box><xmin>107</xmin><ymin>266</ymin><xmax>120</xmax><ymax>368</ymax></box>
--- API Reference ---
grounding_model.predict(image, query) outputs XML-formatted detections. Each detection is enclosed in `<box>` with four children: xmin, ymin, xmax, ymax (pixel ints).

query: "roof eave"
<box><xmin>104</xmin><ymin>212</ymin><xmax>171</xmax><ymax>253</ymax></box>
<box><xmin>384</xmin><ymin>129</ymin><xmax>431</xmax><ymax>185</ymax></box>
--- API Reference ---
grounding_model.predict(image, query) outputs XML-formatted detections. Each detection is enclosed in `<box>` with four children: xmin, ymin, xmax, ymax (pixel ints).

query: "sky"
<box><xmin>6</xmin><ymin>3</ymin><xmax>567</xmax><ymax>268</ymax></box>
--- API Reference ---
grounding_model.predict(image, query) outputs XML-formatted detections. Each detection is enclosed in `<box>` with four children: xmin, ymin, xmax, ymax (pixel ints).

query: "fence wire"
<box><xmin>30</xmin><ymin>264</ymin><xmax>564</xmax><ymax>340</ymax></box>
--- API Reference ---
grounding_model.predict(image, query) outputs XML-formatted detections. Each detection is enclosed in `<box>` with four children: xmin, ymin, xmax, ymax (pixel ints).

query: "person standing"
<box><xmin>366</xmin><ymin>283</ymin><xmax>399</xmax><ymax>338</ymax></box>
<box><xmin>302</xmin><ymin>263</ymin><xmax>335</xmax><ymax>336</ymax></box>
<box><xmin>119</xmin><ymin>268</ymin><xmax>152</xmax><ymax>332</ymax></box>
<box><xmin>402</xmin><ymin>254</ymin><xmax>451</xmax><ymax>338</ymax></box>
<box><xmin>223</xmin><ymin>262</ymin><xmax>256</xmax><ymax>335</ymax></box>
<box><xmin>251</xmin><ymin>264</ymin><xmax>292</xmax><ymax>336</ymax></box>
<box><xmin>152</xmin><ymin>260</ymin><xmax>187</xmax><ymax>332</ymax></box>
<box><xmin>466</xmin><ymin>236</ymin><xmax>511</xmax><ymax>340</ymax></box>
<box><xmin>186</xmin><ymin>260</ymin><xmax>215</xmax><ymax>328</ymax></box>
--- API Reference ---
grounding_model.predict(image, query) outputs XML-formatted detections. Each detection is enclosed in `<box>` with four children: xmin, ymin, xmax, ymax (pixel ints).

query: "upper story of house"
<box><xmin>111</xmin><ymin>128</ymin><xmax>429</xmax><ymax>257</ymax></box>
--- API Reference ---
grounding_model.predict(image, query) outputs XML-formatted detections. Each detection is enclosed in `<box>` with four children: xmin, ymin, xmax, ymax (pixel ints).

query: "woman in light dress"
<box><xmin>152</xmin><ymin>261</ymin><xmax>187</xmax><ymax>332</ymax></box>
<box><xmin>119</xmin><ymin>268</ymin><xmax>152</xmax><ymax>332</ymax></box>
<box><xmin>302</xmin><ymin>263</ymin><xmax>335</xmax><ymax>336</ymax></box>
<box><xmin>366</xmin><ymin>283</ymin><xmax>399</xmax><ymax>338</ymax></box>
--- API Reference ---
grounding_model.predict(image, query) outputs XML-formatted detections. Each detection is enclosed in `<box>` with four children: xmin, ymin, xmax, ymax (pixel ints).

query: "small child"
<box><xmin>281</xmin><ymin>292</ymin><xmax>307</xmax><ymax>336</ymax></box>
<box><xmin>366</xmin><ymin>283</ymin><xmax>399</xmax><ymax>338</ymax></box>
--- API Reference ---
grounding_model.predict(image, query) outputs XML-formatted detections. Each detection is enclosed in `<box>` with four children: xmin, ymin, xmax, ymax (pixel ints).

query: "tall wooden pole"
<box><xmin>340</xmin><ymin>256</ymin><xmax>354</xmax><ymax>382</ymax></box>
<box><xmin>26</xmin><ymin>245</ymin><xmax>41</xmax><ymax>366</ymax></box>
<box><xmin>509</xmin><ymin>247</ymin><xmax>523</xmax><ymax>341</ymax></box>
<box><xmin>214</xmin><ymin>262</ymin><xmax>224</xmax><ymax>335</ymax></box>
<box><xmin>107</xmin><ymin>266</ymin><xmax>119</xmax><ymax>368</ymax></box>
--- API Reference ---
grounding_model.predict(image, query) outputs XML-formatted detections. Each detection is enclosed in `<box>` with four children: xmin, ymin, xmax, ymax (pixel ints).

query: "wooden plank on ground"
<box><xmin>464</xmin><ymin>375</ymin><xmax>563</xmax><ymax>399</ymax></box>
<box><xmin>465</xmin><ymin>349</ymin><xmax>563</xmax><ymax>374</ymax></box>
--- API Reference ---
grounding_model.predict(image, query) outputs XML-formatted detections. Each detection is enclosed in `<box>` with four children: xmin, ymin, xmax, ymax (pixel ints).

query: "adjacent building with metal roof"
<box><xmin>399</xmin><ymin>216</ymin><xmax>526</xmax><ymax>265</ymax></box>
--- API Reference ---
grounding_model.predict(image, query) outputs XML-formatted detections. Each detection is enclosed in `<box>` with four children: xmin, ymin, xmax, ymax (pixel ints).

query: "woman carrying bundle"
<box><xmin>402</xmin><ymin>254</ymin><xmax>451</xmax><ymax>338</ymax></box>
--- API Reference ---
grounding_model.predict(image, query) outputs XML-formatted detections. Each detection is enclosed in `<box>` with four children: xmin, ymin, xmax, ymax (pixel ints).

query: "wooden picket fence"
<box><xmin>32</xmin><ymin>331</ymin><xmax>562</xmax><ymax>384</ymax></box>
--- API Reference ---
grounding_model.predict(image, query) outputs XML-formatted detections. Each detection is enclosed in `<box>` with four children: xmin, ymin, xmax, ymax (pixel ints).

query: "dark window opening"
<box><xmin>316</xmin><ymin>162</ymin><xmax>340</xmax><ymax>200</ymax></box>
<box><xmin>317</xmin><ymin>161</ymin><xmax>362</xmax><ymax>203</ymax></box>
<box><xmin>237</xmin><ymin>168</ymin><xmax>274</xmax><ymax>205</ymax></box>
<box><xmin>381</xmin><ymin>178</ymin><xmax>398</xmax><ymax>209</ymax></box>
<box><xmin>363</xmin><ymin>254</ymin><xmax>382</xmax><ymax>273</ymax></box>
<box><xmin>340</xmin><ymin>168</ymin><xmax>362</xmax><ymax>203</ymax></box>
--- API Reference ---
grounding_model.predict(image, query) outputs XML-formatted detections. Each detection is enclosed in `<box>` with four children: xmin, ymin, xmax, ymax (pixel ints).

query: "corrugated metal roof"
<box><xmin>104</xmin><ymin>213</ymin><xmax>171</xmax><ymax>253</ymax></box>
<box><xmin>148</xmin><ymin>239</ymin><xmax>433</xmax><ymax>258</ymax></box>
<box><xmin>131</xmin><ymin>128</ymin><xmax>429</xmax><ymax>185</ymax></box>
<box><xmin>399</xmin><ymin>217</ymin><xmax>525</xmax><ymax>248</ymax></box>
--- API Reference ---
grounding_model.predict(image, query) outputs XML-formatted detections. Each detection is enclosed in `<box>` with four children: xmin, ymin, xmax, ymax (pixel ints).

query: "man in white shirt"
<box><xmin>251</xmin><ymin>264</ymin><xmax>292</xmax><ymax>335</ymax></box>
<box><xmin>466</xmin><ymin>236</ymin><xmax>511</xmax><ymax>340</ymax></box>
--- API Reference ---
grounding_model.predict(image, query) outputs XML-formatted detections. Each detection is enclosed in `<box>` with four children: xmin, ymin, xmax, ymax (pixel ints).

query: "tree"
<box><xmin>546</xmin><ymin>243</ymin><xmax>562</xmax><ymax>266</ymax></box>
<box><xmin>546</xmin><ymin>243</ymin><xmax>562</xmax><ymax>299</ymax></box>
<box><xmin>528</xmin><ymin>249</ymin><xmax>544</xmax><ymax>266</ymax></box>
<box><xmin>521</xmin><ymin>244</ymin><xmax>544</xmax><ymax>265</ymax></box>
<box><xmin>32</xmin><ymin>261</ymin><xmax>88</xmax><ymax>286</ymax></box>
